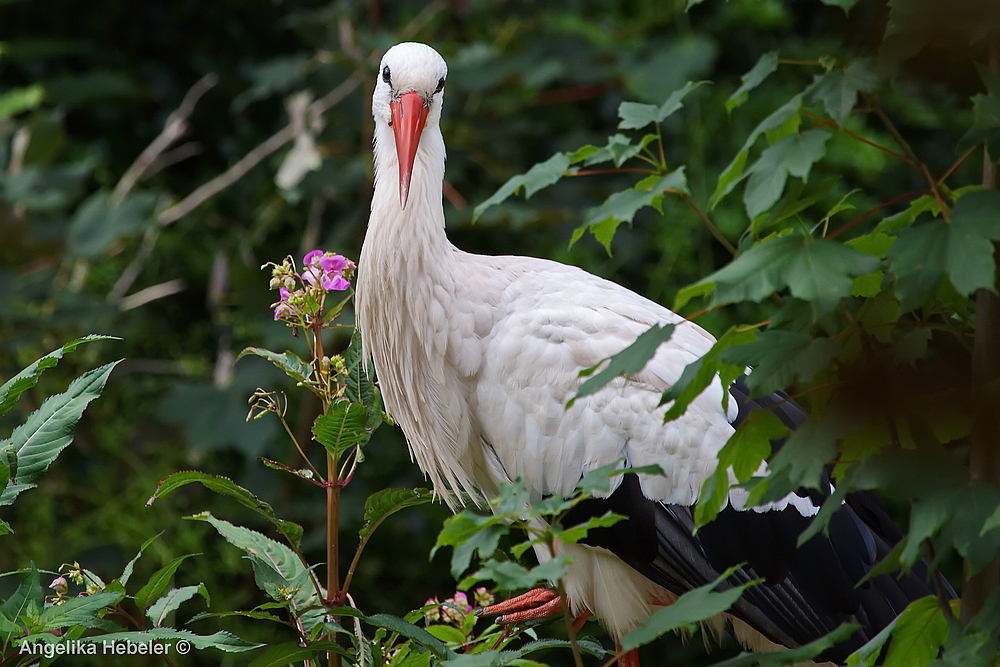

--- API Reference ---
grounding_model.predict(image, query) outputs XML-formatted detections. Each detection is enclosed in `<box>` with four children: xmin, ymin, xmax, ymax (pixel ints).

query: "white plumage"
<box><xmin>356</xmin><ymin>42</ymin><xmax>934</xmax><ymax>662</ymax></box>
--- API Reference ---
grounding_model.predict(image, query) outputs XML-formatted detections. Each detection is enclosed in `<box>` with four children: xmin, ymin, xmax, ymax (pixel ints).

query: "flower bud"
<box><xmin>49</xmin><ymin>576</ymin><xmax>69</xmax><ymax>595</ymax></box>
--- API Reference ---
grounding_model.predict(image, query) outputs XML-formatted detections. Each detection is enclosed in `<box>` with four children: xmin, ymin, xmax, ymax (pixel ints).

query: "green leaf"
<box><xmin>187</xmin><ymin>513</ymin><xmax>316</xmax><ymax>613</ymax></box>
<box><xmin>810</xmin><ymin>59</ymin><xmax>879</xmax><ymax>125</ymax></box>
<box><xmin>719</xmin><ymin>331</ymin><xmax>843</xmax><ymax>397</ymax></box>
<box><xmin>146</xmin><ymin>471</ymin><xmax>303</xmax><ymax>546</ymax></box>
<box><xmin>236</xmin><ymin>347</ymin><xmax>312</xmax><ymax>384</ymax></box>
<box><xmin>312</xmin><ymin>400</ymin><xmax>370</xmax><ymax>457</ymax></box>
<box><xmin>0</xmin><ymin>564</ymin><xmax>43</xmax><ymax>642</ymax></box>
<box><xmin>0</xmin><ymin>335</ymin><xmax>118</xmax><ymax>420</ymax></box>
<box><xmin>688</xmin><ymin>235</ymin><xmax>880</xmax><ymax>315</ymax></box>
<box><xmin>72</xmin><ymin>628</ymin><xmax>262</xmax><ymax>652</ymax></box>
<box><xmin>883</xmin><ymin>596</ymin><xmax>948</xmax><ymax>667</ymax></box>
<box><xmin>618</xmin><ymin>81</ymin><xmax>708</xmax><ymax>129</ymax></box>
<box><xmin>134</xmin><ymin>553</ymin><xmax>199</xmax><ymax>611</ymax></box>
<box><xmin>0</xmin><ymin>84</ymin><xmax>44</xmax><ymax>120</ymax></box>
<box><xmin>711</xmin><ymin>93</ymin><xmax>803</xmax><ymax>209</ymax></box>
<box><xmin>37</xmin><ymin>591</ymin><xmax>121</xmax><ymax>630</ymax></box>
<box><xmin>0</xmin><ymin>360</ymin><xmax>122</xmax><ymax>506</ymax></box>
<box><xmin>660</xmin><ymin>325</ymin><xmax>757</xmax><ymax>423</ymax></box>
<box><xmin>887</xmin><ymin>190</ymin><xmax>1000</xmax><ymax>309</ymax></box>
<box><xmin>147</xmin><ymin>585</ymin><xmax>209</xmax><ymax>627</ymax></box>
<box><xmin>579</xmin><ymin>133</ymin><xmax>656</xmax><ymax>168</ymax></box>
<box><xmin>473</xmin><ymin>153</ymin><xmax>572</xmax><ymax>222</ymax></box>
<box><xmin>695</xmin><ymin>411</ymin><xmax>790</xmax><ymax>529</ymax></box>
<box><xmin>465</xmin><ymin>555</ymin><xmax>571</xmax><ymax>591</ymax></box>
<box><xmin>743</xmin><ymin>130</ymin><xmax>831</xmax><ymax>219</ymax></box>
<box><xmin>119</xmin><ymin>533</ymin><xmax>161</xmax><ymax>587</ymax></box>
<box><xmin>570</xmin><ymin>324</ymin><xmax>676</xmax><ymax>404</ymax></box>
<box><xmin>359</xmin><ymin>488</ymin><xmax>433</xmax><ymax>539</ymax></box>
<box><xmin>945</xmin><ymin>190</ymin><xmax>1000</xmax><ymax>294</ymax></box>
<box><xmin>556</xmin><ymin>511</ymin><xmax>626</xmax><ymax>545</ymax></box>
<box><xmin>364</xmin><ymin>613</ymin><xmax>452</xmax><ymax>658</ymax></box>
<box><xmin>620</xmin><ymin>566</ymin><xmax>754</xmax><ymax>650</ymax></box>
<box><xmin>343</xmin><ymin>329</ymin><xmax>384</xmax><ymax>432</ymax></box>
<box><xmin>572</xmin><ymin>169</ymin><xmax>688</xmax><ymax>253</ymax></box>
<box><xmin>726</xmin><ymin>51</ymin><xmax>779</xmax><ymax>113</ymax></box>
<box><xmin>248</xmin><ymin>641</ymin><xmax>352</xmax><ymax>667</ymax></box>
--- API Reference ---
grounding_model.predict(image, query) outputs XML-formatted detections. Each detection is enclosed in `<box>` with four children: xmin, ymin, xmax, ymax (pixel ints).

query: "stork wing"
<box><xmin>564</xmin><ymin>378</ymin><xmax>943</xmax><ymax>663</ymax></box>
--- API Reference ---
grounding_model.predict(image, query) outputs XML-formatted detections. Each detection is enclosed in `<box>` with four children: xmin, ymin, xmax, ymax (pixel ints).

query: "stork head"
<box><xmin>372</xmin><ymin>42</ymin><xmax>448</xmax><ymax>209</ymax></box>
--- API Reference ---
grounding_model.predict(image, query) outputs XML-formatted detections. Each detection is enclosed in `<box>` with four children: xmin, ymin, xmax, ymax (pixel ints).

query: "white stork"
<box><xmin>356</xmin><ymin>42</ymin><xmax>940</xmax><ymax>665</ymax></box>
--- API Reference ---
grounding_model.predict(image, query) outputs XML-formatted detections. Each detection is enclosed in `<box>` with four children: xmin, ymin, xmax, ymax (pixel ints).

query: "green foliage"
<box><xmin>5</xmin><ymin>0</ymin><xmax>1000</xmax><ymax>665</ymax></box>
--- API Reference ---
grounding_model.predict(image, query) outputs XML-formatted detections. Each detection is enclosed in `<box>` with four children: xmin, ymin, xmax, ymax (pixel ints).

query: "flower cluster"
<box><xmin>424</xmin><ymin>588</ymin><xmax>494</xmax><ymax>626</ymax></box>
<box><xmin>268</xmin><ymin>250</ymin><xmax>356</xmax><ymax>323</ymax></box>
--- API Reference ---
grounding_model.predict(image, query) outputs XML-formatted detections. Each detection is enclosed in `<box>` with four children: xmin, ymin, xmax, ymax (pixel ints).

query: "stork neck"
<box><xmin>369</xmin><ymin>123</ymin><xmax>451</xmax><ymax>266</ymax></box>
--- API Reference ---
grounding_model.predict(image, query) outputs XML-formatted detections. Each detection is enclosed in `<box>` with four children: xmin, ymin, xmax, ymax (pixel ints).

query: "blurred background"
<box><xmin>0</xmin><ymin>0</ymin><xmax>984</xmax><ymax>663</ymax></box>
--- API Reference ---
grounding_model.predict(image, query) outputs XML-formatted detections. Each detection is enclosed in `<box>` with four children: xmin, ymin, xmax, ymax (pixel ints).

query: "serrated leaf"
<box><xmin>689</xmin><ymin>235</ymin><xmax>880</xmax><ymax>315</ymax></box>
<box><xmin>557</xmin><ymin>511</ymin><xmax>626</xmax><ymax>545</ymax></box>
<box><xmin>187</xmin><ymin>513</ymin><xmax>317</xmax><ymax>616</ymax></box>
<box><xmin>237</xmin><ymin>347</ymin><xmax>312</xmax><ymax>384</ymax></box>
<box><xmin>719</xmin><ymin>331</ymin><xmax>843</xmax><ymax>397</ymax></box>
<box><xmin>70</xmin><ymin>628</ymin><xmax>262</xmax><ymax>652</ymax></box>
<box><xmin>618</xmin><ymin>81</ymin><xmax>707</xmax><ymax>129</ymax></box>
<box><xmin>884</xmin><ymin>596</ymin><xmax>948</xmax><ymax>667</ymax></box>
<box><xmin>473</xmin><ymin>153</ymin><xmax>572</xmax><ymax>222</ymax></box>
<box><xmin>660</xmin><ymin>325</ymin><xmax>758</xmax><ymax>423</ymax></box>
<box><xmin>37</xmin><ymin>591</ymin><xmax>121</xmax><ymax>630</ymax></box>
<box><xmin>810</xmin><ymin>59</ymin><xmax>879</xmax><ymax>125</ymax></box>
<box><xmin>580</xmin><ymin>134</ymin><xmax>653</xmax><ymax>168</ymax></box>
<box><xmin>711</xmin><ymin>93</ymin><xmax>804</xmax><ymax>209</ymax></box>
<box><xmin>465</xmin><ymin>555</ymin><xmax>570</xmax><ymax>592</ymax></box>
<box><xmin>620</xmin><ymin>566</ymin><xmax>752</xmax><ymax>650</ymax></box>
<box><xmin>0</xmin><ymin>564</ymin><xmax>43</xmax><ymax>643</ymax></box>
<box><xmin>147</xmin><ymin>585</ymin><xmax>209</xmax><ymax>627</ymax></box>
<box><xmin>726</xmin><ymin>51</ymin><xmax>779</xmax><ymax>113</ymax></box>
<box><xmin>119</xmin><ymin>533</ymin><xmax>161</xmax><ymax>587</ymax></box>
<box><xmin>134</xmin><ymin>553</ymin><xmax>199</xmax><ymax>611</ymax></box>
<box><xmin>574</xmin><ymin>169</ymin><xmax>688</xmax><ymax>253</ymax></box>
<box><xmin>743</xmin><ymin>130</ymin><xmax>831</xmax><ymax>219</ymax></box>
<box><xmin>248</xmin><ymin>641</ymin><xmax>352</xmax><ymax>667</ymax></box>
<box><xmin>359</xmin><ymin>488</ymin><xmax>433</xmax><ymax>539</ymax></box>
<box><xmin>570</xmin><ymin>324</ymin><xmax>676</xmax><ymax>404</ymax></box>
<box><xmin>0</xmin><ymin>335</ymin><xmax>118</xmax><ymax>420</ymax></box>
<box><xmin>313</xmin><ymin>400</ymin><xmax>370</xmax><ymax>457</ymax></box>
<box><xmin>147</xmin><ymin>471</ymin><xmax>303</xmax><ymax>546</ymax></box>
<box><xmin>0</xmin><ymin>360</ymin><xmax>122</xmax><ymax>506</ymax></box>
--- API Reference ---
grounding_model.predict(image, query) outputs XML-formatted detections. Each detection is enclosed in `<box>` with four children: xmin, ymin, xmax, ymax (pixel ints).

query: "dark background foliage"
<box><xmin>0</xmin><ymin>0</ymin><xmax>988</xmax><ymax>663</ymax></box>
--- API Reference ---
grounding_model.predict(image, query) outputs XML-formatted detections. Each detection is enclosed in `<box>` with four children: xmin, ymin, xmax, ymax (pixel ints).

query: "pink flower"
<box><xmin>302</xmin><ymin>250</ymin><xmax>352</xmax><ymax>291</ymax></box>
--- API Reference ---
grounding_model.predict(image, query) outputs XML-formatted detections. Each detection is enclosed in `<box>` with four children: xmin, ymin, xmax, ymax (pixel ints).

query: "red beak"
<box><xmin>390</xmin><ymin>91</ymin><xmax>430</xmax><ymax>209</ymax></box>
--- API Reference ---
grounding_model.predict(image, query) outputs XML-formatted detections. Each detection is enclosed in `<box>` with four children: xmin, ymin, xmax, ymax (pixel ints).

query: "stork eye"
<box><xmin>382</xmin><ymin>66</ymin><xmax>391</xmax><ymax>85</ymax></box>
<box><xmin>435</xmin><ymin>77</ymin><xmax>445</xmax><ymax>94</ymax></box>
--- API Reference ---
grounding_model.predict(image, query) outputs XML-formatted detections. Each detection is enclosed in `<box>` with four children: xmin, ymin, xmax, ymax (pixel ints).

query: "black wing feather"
<box><xmin>563</xmin><ymin>375</ymin><xmax>949</xmax><ymax>663</ymax></box>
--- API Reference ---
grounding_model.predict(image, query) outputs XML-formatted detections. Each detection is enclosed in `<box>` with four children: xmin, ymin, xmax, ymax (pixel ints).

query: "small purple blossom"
<box><xmin>303</xmin><ymin>250</ymin><xmax>353</xmax><ymax>292</ymax></box>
